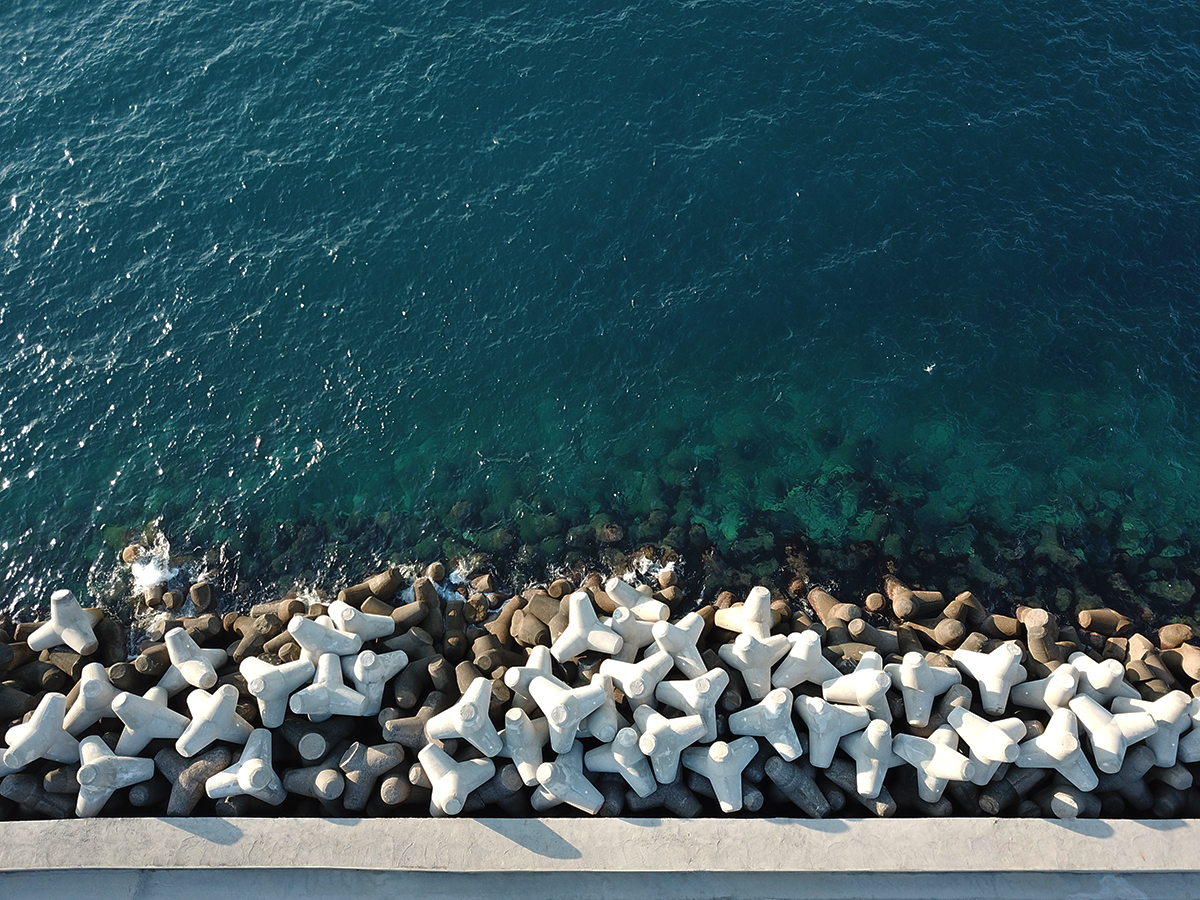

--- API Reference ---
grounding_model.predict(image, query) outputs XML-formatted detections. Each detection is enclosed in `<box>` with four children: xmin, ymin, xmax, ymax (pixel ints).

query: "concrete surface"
<box><xmin>1</xmin><ymin>817</ymin><xmax>1198</xmax><ymax>899</ymax></box>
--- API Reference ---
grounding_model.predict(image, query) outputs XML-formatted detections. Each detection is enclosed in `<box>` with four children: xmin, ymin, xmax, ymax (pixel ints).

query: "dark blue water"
<box><xmin>3</xmin><ymin>0</ymin><xmax>1200</xmax><ymax>614</ymax></box>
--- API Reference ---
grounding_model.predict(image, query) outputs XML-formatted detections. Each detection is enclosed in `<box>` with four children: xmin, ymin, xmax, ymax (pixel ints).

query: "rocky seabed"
<box><xmin>2</xmin><ymin>557</ymin><xmax>1200</xmax><ymax>822</ymax></box>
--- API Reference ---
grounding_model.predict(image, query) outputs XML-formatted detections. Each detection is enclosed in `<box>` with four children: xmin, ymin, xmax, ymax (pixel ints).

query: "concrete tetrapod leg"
<box><xmin>822</xmin><ymin>653</ymin><xmax>894</xmax><ymax>722</ymax></box>
<box><xmin>163</xmin><ymin>627</ymin><xmax>221</xmax><ymax>690</ymax></box>
<box><xmin>0</xmin><ymin>772</ymin><xmax>75</xmax><ymax>818</ymax></box>
<box><xmin>1177</xmin><ymin>697</ymin><xmax>1200</xmax><ymax>763</ymax></box>
<box><xmin>2</xmin><ymin>692</ymin><xmax>78</xmax><ymax>771</ymax></box>
<box><xmin>1015</xmin><ymin>707</ymin><xmax>1099</xmax><ymax>792</ymax></box>
<box><xmin>424</xmin><ymin>675</ymin><xmax>503</xmax><ymax>756</ymax></box>
<box><xmin>951</xmin><ymin>642</ymin><xmax>1027</xmax><ymax>715</ymax></box>
<box><xmin>205</xmin><ymin>728</ymin><xmax>287</xmax><ymax>806</ymax></box>
<box><xmin>327</xmin><ymin>600</ymin><xmax>396</xmax><ymax>642</ymax></box>
<box><xmin>584</xmin><ymin>725</ymin><xmax>657</xmax><ymax>797</ymax></box>
<box><xmin>289</xmin><ymin>652</ymin><xmax>370</xmax><ymax>723</ymax></box>
<box><xmin>550</xmin><ymin>591</ymin><xmax>624</xmax><ymax>662</ymax></box>
<box><xmin>728</xmin><ymin>687</ymin><xmax>802</xmax><ymax>760</ymax></box>
<box><xmin>946</xmin><ymin>706</ymin><xmax>1026</xmax><ymax>785</ymax></box>
<box><xmin>718</xmin><ymin>632</ymin><xmax>792</xmax><ymax>701</ymax></box>
<box><xmin>532</xmin><ymin>743</ymin><xmax>603</xmax><ymax>814</ymax></box>
<box><xmin>418</xmin><ymin>742</ymin><xmax>495</xmax><ymax>817</ymax></box>
<box><xmin>633</xmin><ymin>705</ymin><xmax>707</xmax><ymax>784</ymax></box>
<box><xmin>500</xmin><ymin>708</ymin><xmax>550</xmax><ymax>785</ymax></box>
<box><xmin>1067</xmin><ymin>693</ymin><xmax>1158</xmax><ymax>774</ymax></box>
<box><xmin>579</xmin><ymin>674</ymin><xmax>623</xmax><ymax>743</ymax></box>
<box><xmin>112</xmin><ymin>686</ymin><xmax>191</xmax><ymax>755</ymax></box>
<box><xmin>154</xmin><ymin>745</ymin><xmax>233</xmax><ymax>815</ymax></box>
<box><xmin>892</xmin><ymin>725</ymin><xmax>976</xmax><ymax>802</ymax></box>
<box><xmin>654</xmin><ymin>667</ymin><xmax>729</xmax><ymax>743</ymax></box>
<box><xmin>241</xmin><ymin>657</ymin><xmax>316</xmax><ymax>729</ymax></box>
<box><xmin>63</xmin><ymin>662</ymin><xmax>120</xmax><ymax>736</ymax></box>
<box><xmin>651</xmin><ymin>612</ymin><xmax>707</xmax><ymax>678</ymax></box>
<box><xmin>340</xmin><ymin>649</ymin><xmax>408</xmax><ymax>717</ymax></box>
<box><xmin>75</xmin><ymin>734</ymin><xmax>156</xmax><ymax>817</ymax></box>
<box><xmin>381</xmin><ymin>691</ymin><xmax>453</xmax><ymax>748</ymax></box>
<box><xmin>837</xmin><ymin>718</ymin><xmax>894</xmax><ymax>799</ymax></box>
<box><xmin>26</xmin><ymin>589</ymin><xmax>99</xmax><ymax>656</ymax></box>
<box><xmin>176</xmin><ymin>684</ymin><xmax>254</xmax><ymax>758</ymax></box>
<box><xmin>822</xmin><ymin>755</ymin><xmax>898</xmax><ymax>817</ymax></box>
<box><xmin>287</xmin><ymin>615</ymin><xmax>363</xmax><ymax>664</ymax></box>
<box><xmin>339</xmin><ymin>741</ymin><xmax>404</xmax><ymax>811</ymax></box>
<box><xmin>1111</xmin><ymin>690</ymin><xmax>1192</xmax><ymax>767</ymax></box>
<box><xmin>1011</xmin><ymin>664</ymin><xmax>1080</xmax><ymax>714</ymax></box>
<box><xmin>603</xmin><ymin>577</ymin><xmax>669</xmax><ymax>623</ymax></box>
<box><xmin>603</xmin><ymin>608</ymin><xmax>657</xmax><ymax>663</ymax></box>
<box><xmin>772</xmin><ymin>630</ymin><xmax>841</xmax><ymax>691</ymax></box>
<box><xmin>885</xmin><ymin>652</ymin><xmax>962</xmax><ymax>727</ymax></box>
<box><xmin>680</xmin><ymin>735</ymin><xmax>758</xmax><ymax>813</ymax></box>
<box><xmin>526</xmin><ymin>674</ymin><xmax>607</xmax><ymax>753</ymax></box>
<box><xmin>503</xmin><ymin>645</ymin><xmax>565</xmax><ymax>709</ymax></box>
<box><xmin>1068</xmin><ymin>652</ymin><xmax>1140</xmax><ymax>703</ymax></box>
<box><xmin>282</xmin><ymin>754</ymin><xmax>346</xmax><ymax>802</ymax></box>
<box><xmin>599</xmin><ymin>649</ymin><xmax>674</xmax><ymax>709</ymax></box>
<box><xmin>623</xmin><ymin>770</ymin><xmax>701</xmax><ymax>818</ymax></box>
<box><xmin>794</xmin><ymin>695</ymin><xmax>870</xmax><ymax>768</ymax></box>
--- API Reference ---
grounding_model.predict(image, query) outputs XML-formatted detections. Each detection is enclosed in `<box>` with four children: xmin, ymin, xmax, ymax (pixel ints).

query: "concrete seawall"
<box><xmin>1</xmin><ymin>817</ymin><xmax>1198</xmax><ymax>899</ymax></box>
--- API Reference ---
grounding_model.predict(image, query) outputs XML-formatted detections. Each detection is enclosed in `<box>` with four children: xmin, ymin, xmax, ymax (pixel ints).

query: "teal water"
<box><xmin>3</xmin><ymin>0</ymin><xmax>1200</xmax><ymax>613</ymax></box>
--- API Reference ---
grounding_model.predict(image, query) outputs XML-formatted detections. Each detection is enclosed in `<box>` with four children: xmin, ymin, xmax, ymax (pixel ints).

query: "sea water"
<box><xmin>3</xmin><ymin>0</ymin><xmax>1200</xmax><ymax>615</ymax></box>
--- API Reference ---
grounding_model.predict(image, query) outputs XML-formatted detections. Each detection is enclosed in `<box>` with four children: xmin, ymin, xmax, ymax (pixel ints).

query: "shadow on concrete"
<box><xmin>158</xmin><ymin>817</ymin><xmax>244</xmax><ymax>846</ymax></box>
<box><xmin>478</xmin><ymin>819</ymin><xmax>582</xmax><ymax>860</ymax></box>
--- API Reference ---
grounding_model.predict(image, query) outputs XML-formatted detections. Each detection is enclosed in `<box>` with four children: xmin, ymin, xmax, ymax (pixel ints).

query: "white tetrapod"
<box><xmin>729</xmin><ymin>687</ymin><xmax>803</xmax><ymax>760</ymax></box>
<box><xmin>822</xmin><ymin>652</ymin><xmax>893</xmax><ymax>722</ymax></box>
<box><xmin>772</xmin><ymin>629</ymin><xmax>841</xmax><ymax>690</ymax></box>
<box><xmin>584</xmin><ymin>726</ymin><xmax>657</xmax><ymax>797</ymax></box>
<box><xmin>27</xmin><ymin>589</ymin><xmax>99</xmax><ymax>655</ymax></box>
<box><xmin>951</xmin><ymin>641</ymin><xmax>1027</xmax><ymax>714</ymax></box>
<box><xmin>327</xmin><ymin>600</ymin><xmax>396</xmax><ymax>641</ymax></box>
<box><xmin>599</xmin><ymin>649</ymin><xmax>674</xmax><ymax>708</ymax></box>
<box><xmin>527</xmin><ymin>673</ymin><xmax>608</xmax><ymax>753</ymax></box>
<box><xmin>604</xmin><ymin>608</ymin><xmax>657</xmax><ymax>662</ymax></box>
<box><xmin>655</xmin><ymin>667</ymin><xmax>729</xmax><ymax>743</ymax></box>
<box><xmin>500</xmin><ymin>708</ymin><xmax>551</xmax><ymax>786</ymax></box>
<box><xmin>886</xmin><ymin>652</ymin><xmax>962</xmax><ymax>727</ymax></box>
<box><xmin>579</xmin><ymin>674</ymin><xmax>624</xmax><ymax>743</ymax></box>
<box><xmin>419</xmin><ymin>741</ymin><xmax>496</xmax><ymax>817</ymax></box>
<box><xmin>681</xmin><ymin>735</ymin><xmax>759</xmax><ymax>813</ymax></box>
<box><xmin>163</xmin><ymin>627</ymin><xmax>221</xmax><ymax>690</ymax></box>
<box><xmin>205</xmin><ymin>727</ymin><xmax>287</xmax><ymax>806</ymax></box>
<box><xmin>1068</xmin><ymin>652</ymin><xmax>1140</xmax><ymax>703</ymax></box>
<box><xmin>1178</xmin><ymin>697</ymin><xmax>1200</xmax><ymax>764</ymax></box>
<box><xmin>425</xmin><ymin>675</ymin><xmax>503</xmax><ymax>756</ymax></box>
<box><xmin>341</xmin><ymin>649</ymin><xmax>409</xmax><ymax>716</ymax></box>
<box><xmin>794</xmin><ymin>695</ymin><xmax>870</xmax><ymax>768</ymax></box>
<box><xmin>718</xmin><ymin>632</ymin><xmax>792</xmax><ymax>700</ymax></box>
<box><xmin>1111</xmin><ymin>690</ymin><xmax>1192</xmax><ymax>768</ymax></box>
<box><xmin>1011</xmin><ymin>664</ymin><xmax>1080</xmax><ymax>713</ymax></box>
<box><xmin>64</xmin><ymin>662</ymin><xmax>121</xmax><ymax>736</ymax></box>
<box><xmin>634</xmin><ymin>705</ymin><xmax>708</xmax><ymax>783</ymax></box>
<box><xmin>75</xmin><ymin>734</ymin><xmax>155</xmax><ymax>817</ymax></box>
<box><xmin>289</xmin><ymin>652</ymin><xmax>370</xmax><ymax>722</ymax></box>
<box><xmin>550</xmin><ymin>590</ymin><xmax>623</xmax><ymax>661</ymax></box>
<box><xmin>112</xmin><ymin>686</ymin><xmax>191</xmax><ymax>755</ymax></box>
<box><xmin>838</xmin><ymin>718</ymin><xmax>895</xmax><ymax>799</ymax></box>
<box><xmin>1015</xmin><ymin>706</ymin><xmax>1098</xmax><ymax>792</ymax></box>
<box><xmin>652</xmin><ymin>612</ymin><xmax>707</xmax><ymax>678</ymax></box>
<box><xmin>2</xmin><ymin>692</ymin><xmax>78</xmax><ymax>772</ymax></box>
<box><xmin>1068</xmin><ymin>693</ymin><xmax>1159</xmax><ymax>774</ymax></box>
<box><xmin>945</xmin><ymin>705</ymin><xmax>1026</xmax><ymax>785</ymax></box>
<box><xmin>287</xmin><ymin>614</ymin><xmax>363</xmax><ymax>664</ymax></box>
<box><xmin>604</xmin><ymin>577</ymin><xmax>670</xmax><ymax>622</ymax></box>
<box><xmin>892</xmin><ymin>725</ymin><xmax>975</xmax><ymax>802</ymax></box>
<box><xmin>176</xmin><ymin>684</ymin><xmax>253</xmax><ymax>758</ymax></box>
<box><xmin>532</xmin><ymin>742</ymin><xmax>603</xmax><ymax>814</ymax></box>
<box><xmin>156</xmin><ymin>643</ymin><xmax>228</xmax><ymax>697</ymax></box>
<box><xmin>241</xmin><ymin>656</ymin><xmax>316</xmax><ymax>728</ymax></box>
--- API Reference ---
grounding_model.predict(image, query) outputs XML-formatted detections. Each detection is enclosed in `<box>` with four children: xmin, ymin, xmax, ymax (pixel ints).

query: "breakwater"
<box><xmin>1</xmin><ymin>534</ymin><xmax>1199</xmax><ymax>821</ymax></box>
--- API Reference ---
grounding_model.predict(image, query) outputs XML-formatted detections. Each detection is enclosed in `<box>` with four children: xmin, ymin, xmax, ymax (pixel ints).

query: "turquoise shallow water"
<box><xmin>3</xmin><ymin>0</ymin><xmax>1200</xmax><ymax>613</ymax></box>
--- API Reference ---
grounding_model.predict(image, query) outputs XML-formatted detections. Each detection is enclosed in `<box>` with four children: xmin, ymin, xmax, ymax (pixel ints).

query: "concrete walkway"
<box><xmin>1</xmin><ymin>817</ymin><xmax>1198</xmax><ymax>899</ymax></box>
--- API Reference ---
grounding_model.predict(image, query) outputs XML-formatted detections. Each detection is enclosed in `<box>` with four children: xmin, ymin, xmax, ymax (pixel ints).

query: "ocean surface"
<box><xmin>3</xmin><ymin>0</ymin><xmax>1200</xmax><ymax>615</ymax></box>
